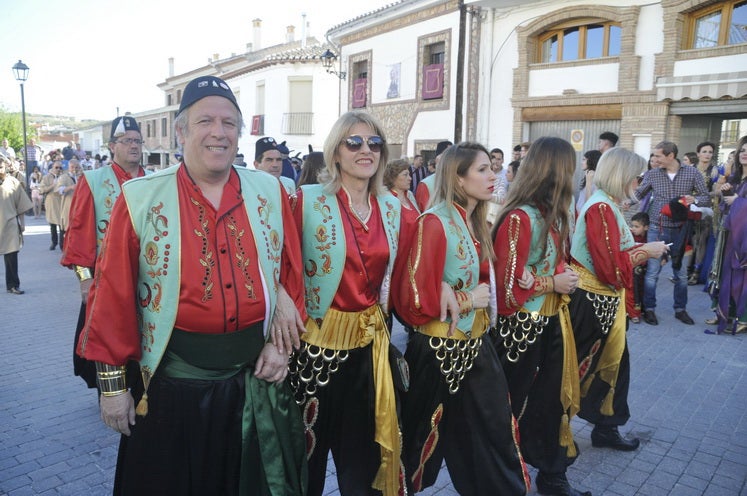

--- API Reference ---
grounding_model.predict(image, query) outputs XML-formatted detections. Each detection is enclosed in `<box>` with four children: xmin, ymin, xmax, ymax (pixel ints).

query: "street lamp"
<box><xmin>320</xmin><ymin>49</ymin><xmax>346</xmax><ymax>80</ymax></box>
<box><xmin>12</xmin><ymin>60</ymin><xmax>30</xmax><ymax>189</ymax></box>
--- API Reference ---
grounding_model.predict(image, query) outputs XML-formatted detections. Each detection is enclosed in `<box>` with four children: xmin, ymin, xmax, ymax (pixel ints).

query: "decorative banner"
<box><xmin>387</xmin><ymin>63</ymin><xmax>400</xmax><ymax>99</ymax></box>
<box><xmin>570</xmin><ymin>129</ymin><xmax>584</xmax><ymax>151</ymax></box>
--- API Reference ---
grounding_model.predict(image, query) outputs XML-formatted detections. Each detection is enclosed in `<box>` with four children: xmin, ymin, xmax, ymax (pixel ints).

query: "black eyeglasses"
<box><xmin>116</xmin><ymin>138</ymin><xmax>144</xmax><ymax>145</ymax></box>
<box><xmin>341</xmin><ymin>135</ymin><xmax>384</xmax><ymax>153</ymax></box>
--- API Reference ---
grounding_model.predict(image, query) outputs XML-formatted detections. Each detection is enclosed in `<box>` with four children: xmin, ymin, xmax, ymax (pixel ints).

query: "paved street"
<box><xmin>2</xmin><ymin>215</ymin><xmax>746</xmax><ymax>495</ymax></box>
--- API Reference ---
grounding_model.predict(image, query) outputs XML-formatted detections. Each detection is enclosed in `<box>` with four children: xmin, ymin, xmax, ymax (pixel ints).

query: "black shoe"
<box><xmin>591</xmin><ymin>425</ymin><xmax>640</xmax><ymax>451</ymax></box>
<box><xmin>7</xmin><ymin>287</ymin><xmax>24</xmax><ymax>295</ymax></box>
<box><xmin>536</xmin><ymin>472</ymin><xmax>591</xmax><ymax>496</ymax></box>
<box><xmin>643</xmin><ymin>309</ymin><xmax>658</xmax><ymax>326</ymax></box>
<box><xmin>675</xmin><ymin>310</ymin><xmax>694</xmax><ymax>325</ymax></box>
<box><xmin>49</xmin><ymin>244</ymin><xmax>56</xmax><ymax>251</ymax></box>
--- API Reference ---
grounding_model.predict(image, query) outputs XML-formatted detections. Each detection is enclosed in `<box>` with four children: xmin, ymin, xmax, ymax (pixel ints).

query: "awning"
<box><xmin>656</xmin><ymin>72</ymin><xmax>747</xmax><ymax>101</ymax></box>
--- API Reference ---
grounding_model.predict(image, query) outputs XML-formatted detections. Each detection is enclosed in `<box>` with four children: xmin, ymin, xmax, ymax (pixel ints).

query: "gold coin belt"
<box><xmin>428</xmin><ymin>336</ymin><xmax>482</xmax><ymax>395</ymax></box>
<box><xmin>495</xmin><ymin>311</ymin><xmax>549</xmax><ymax>363</ymax></box>
<box><xmin>586</xmin><ymin>292</ymin><xmax>619</xmax><ymax>335</ymax></box>
<box><xmin>288</xmin><ymin>343</ymin><xmax>350</xmax><ymax>405</ymax></box>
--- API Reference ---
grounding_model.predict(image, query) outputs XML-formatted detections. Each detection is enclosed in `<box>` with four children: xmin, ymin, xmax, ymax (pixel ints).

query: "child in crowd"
<box><xmin>627</xmin><ymin>212</ymin><xmax>650</xmax><ymax>323</ymax></box>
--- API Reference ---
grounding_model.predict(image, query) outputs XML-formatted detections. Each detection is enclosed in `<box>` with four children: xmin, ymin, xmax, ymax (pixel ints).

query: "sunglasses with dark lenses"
<box><xmin>342</xmin><ymin>135</ymin><xmax>384</xmax><ymax>153</ymax></box>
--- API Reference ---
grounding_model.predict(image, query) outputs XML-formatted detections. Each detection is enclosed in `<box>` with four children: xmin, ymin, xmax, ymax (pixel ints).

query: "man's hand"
<box><xmin>269</xmin><ymin>284</ymin><xmax>305</xmax><ymax>355</ymax></box>
<box><xmin>254</xmin><ymin>342</ymin><xmax>288</xmax><ymax>384</ymax></box>
<box><xmin>100</xmin><ymin>392</ymin><xmax>136</xmax><ymax>436</ymax></box>
<box><xmin>440</xmin><ymin>281</ymin><xmax>459</xmax><ymax>336</ymax></box>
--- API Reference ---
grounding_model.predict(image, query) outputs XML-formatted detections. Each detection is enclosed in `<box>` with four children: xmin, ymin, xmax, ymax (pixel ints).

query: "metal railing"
<box><xmin>282</xmin><ymin>113</ymin><xmax>313</xmax><ymax>135</ymax></box>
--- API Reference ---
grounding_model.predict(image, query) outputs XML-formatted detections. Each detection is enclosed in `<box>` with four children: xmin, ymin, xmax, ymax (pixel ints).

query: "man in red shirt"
<box><xmin>61</xmin><ymin>115</ymin><xmax>147</xmax><ymax>388</ymax></box>
<box><xmin>77</xmin><ymin>76</ymin><xmax>308</xmax><ymax>495</ymax></box>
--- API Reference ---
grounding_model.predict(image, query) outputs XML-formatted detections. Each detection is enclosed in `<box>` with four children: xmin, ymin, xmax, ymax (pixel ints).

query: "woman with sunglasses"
<box><xmin>491</xmin><ymin>137</ymin><xmax>590</xmax><ymax>496</ymax></box>
<box><xmin>392</xmin><ymin>142</ymin><xmax>529</xmax><ymax>495</ymax></box>
<box><xmin>289</xmin><ymin>110</ymin><xmax>404</xmax><ymax>496</ymax></box>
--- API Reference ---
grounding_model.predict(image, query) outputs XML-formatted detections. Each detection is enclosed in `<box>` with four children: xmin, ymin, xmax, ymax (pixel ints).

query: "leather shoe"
<box><xmin>591</xmin><ymin>425</ymin><xmax>640</xmax><ymax>451</ymax></box>
<box><xmin>49</xmin><ymin>244</ymin><xmax>56</xmax><ymax>251</ymax></box>
<box><xmin>643</xmin><ymin>309</ymin><xmax>658</xmax><ymax>326</ymax></box>
<box><xmin>7</xmin><ymin>287</ymin><xmax>24</xmax><ymax>295</ymax></box>
<box><xmin>536</xmin><ymin>472</ymin><xmax>591</xmax><ymax>496</ymax></box>
<box><xmin>675</xmin><ymin>310</ymin><xmax>694</xmax><ymax>325</ymax></box>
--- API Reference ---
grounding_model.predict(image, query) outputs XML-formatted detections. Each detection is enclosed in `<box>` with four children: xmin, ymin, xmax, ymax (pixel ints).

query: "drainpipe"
<box><xmin>454</xmin><ymin>0</ymin><xmax>466</xmax><ymax>143</ymax></box>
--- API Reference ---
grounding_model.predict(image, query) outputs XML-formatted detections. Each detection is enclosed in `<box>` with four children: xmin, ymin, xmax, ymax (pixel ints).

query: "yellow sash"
<box><xmin>541</xmin><ymin>292</ymin><xmax>581</xmax><ymax>458</ymax></box>
<box><xmin>302</xmin><ymin>305</ymin><xmax>400</xmax><ymax>495</ymax></box>
<box><xmin>572</xmin><ymin>262</ymin><xmax>627</xmax><ymax>417</ymax></box>
<box><xmin>417</xmin><ymin>308</ymin><xmax>489</xmax><ymax>340</ymax></box>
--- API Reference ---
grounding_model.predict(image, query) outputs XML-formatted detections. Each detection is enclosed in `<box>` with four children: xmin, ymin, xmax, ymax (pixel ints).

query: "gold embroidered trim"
<box><xmin>503</xmin><ymin>213</ymin><xmax>521</xmax><ymax>309</ymax></box>
<box><xmin>597</xmin><ymin>203</ymin><xmax>624</xmax><ymax>288</ymax></box>
<box><xmin>409</xmin><ymin>219</ymin><xmax>425</xmax><ymax>310</ymax></box>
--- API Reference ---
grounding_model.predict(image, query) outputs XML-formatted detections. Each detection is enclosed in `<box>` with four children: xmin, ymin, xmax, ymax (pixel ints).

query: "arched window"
<box><xmin>537</xmin><ymin>20</ymin><xmax>621</xmax><ymax>63</ymax></box>
<box><xmin>687</xmin><ymin>0</ymin><xmax>747</xmax><ymax>48</ymax></box>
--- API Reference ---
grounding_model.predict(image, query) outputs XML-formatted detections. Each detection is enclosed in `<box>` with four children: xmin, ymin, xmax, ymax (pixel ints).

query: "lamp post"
<box><xmin>12</xmin><ymin>60</ymin><xmax>30</xmax><ymax>190</ymax></box>
<box><xmin>320</xmin><ymin>49</ymin><xmax>346</xmax><ymax>80</ymax></box>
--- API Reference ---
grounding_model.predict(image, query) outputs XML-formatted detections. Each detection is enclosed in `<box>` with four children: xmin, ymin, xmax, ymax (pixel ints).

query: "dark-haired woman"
<box><xmin>576</xmin><ymin>149</ymin><xmax>602</xmax><ymax>215</ymax></box>
<box><xmin>492</xmin><ymin>137</ymin><xmax>590</xmax><ymax>496</ymax></box>
<box><xmin>393</xmin><ymin>142</ymin><xmax>529</xmax><ymax>495</ymax></box>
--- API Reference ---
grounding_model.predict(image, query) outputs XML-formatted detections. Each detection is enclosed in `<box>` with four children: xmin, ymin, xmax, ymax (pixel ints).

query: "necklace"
<box><xmin>351</xmin><ymin>201</ymin><xmax>371</xmax><ymax>224</ymax></box>
<box><xmin>343</xmin><ymin>185</ymin><xmax>372</xmax><ymax>226</ymax></box>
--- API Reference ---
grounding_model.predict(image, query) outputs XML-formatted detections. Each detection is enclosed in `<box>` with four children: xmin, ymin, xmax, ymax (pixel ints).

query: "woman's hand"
<box><xmin>644</xmin><ymin>241</ymin><xmax>669</xmax><ymax>259</ymax></box>
<box><xmin>552</xmin><ymin>268</ymin><xmax>579</xmax><ymax>294</ymax></box>
<box><xmin>440</xmin><ymin>281</ymin><xmax>459</xmax><ymax>336</ymax></box>
<box><xmin>470</xmin><ymin>283</ymin><xmax>490</xmax><ymax>309</ymax></box>
<box><xmin>517</xmin><ymin>268</ymin><xmax>534</xmax><ymax>289</ymax></box>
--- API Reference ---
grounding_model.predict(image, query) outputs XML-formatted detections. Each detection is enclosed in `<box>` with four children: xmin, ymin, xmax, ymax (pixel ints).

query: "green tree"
<box><xmin>0</xmin><ymin>106</ymin><xmax>36</xmax><ymax>154</ymax></box>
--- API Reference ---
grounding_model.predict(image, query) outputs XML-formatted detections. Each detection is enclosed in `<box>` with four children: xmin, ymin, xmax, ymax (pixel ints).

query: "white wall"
<box><xmin>528</xmin><ymin>63</ymin><xmax>620</xmax><ymax>96</ymax></box>
<box><xmin>339</xmin><ymin>10</ymin><xmax>461</xmax><ymax>154</ymax></box>
<box><xmin>635</xmin><ymin>3</ymin><xmax>663</xmax><ymax>91</ymax></box>
<box><xmin>673</xmin><ymin>54</ymin><xmax>747</xmax><ymax>77</ymax></box>
<box><xmin>477</xmin><ymin>0</ymin><xmax>687</xmax><ymax>152</ymax></box>
<box><xmin>233</xmin><ymin>61</ymin><xmax>339</xmax><ymax>161</ymax></box>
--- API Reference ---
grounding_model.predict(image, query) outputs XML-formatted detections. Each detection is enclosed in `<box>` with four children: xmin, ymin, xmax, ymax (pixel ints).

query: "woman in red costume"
<box><xmin>491</xmin><ymin>137</ymin><xmax>589</xmax><ymax>496</ymax></box>
<box><xmin>393</xmin><ymin>142</ymin><xmax>529</xmax><ymax>495</ymax></box>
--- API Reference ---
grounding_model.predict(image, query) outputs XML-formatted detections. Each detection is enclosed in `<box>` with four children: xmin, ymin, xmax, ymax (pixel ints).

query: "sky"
<box><xmin>0</xmin><ymin>0</ymin><xmax>394</xmax><ymax>122</ymax></box>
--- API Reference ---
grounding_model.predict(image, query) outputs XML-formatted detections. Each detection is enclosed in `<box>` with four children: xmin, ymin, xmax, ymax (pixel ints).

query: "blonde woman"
<box><xmin>290</xmin><ymin>111</ymin><xmax>403</xmax><ymax>495</ymax></box>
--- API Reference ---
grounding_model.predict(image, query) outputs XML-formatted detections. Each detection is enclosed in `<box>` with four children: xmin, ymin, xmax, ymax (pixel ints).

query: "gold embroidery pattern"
<box><xmin>408</xmin><ymin>219</ymin><xmax>425</xmax><ymax>309</ymax></box>
<box><xmin>226</xmin><ymin>211</ymin><xmax>255</xmax><ymax>300</ymax></box>
<box><xmin>303</xmin><ymin>397</ymin><xmax>320</xmax><ymax>459</ymax></box>
<box><xmin>189</xmin><ymin>197</ymin><xmax>215</xmax><ymax>302</ymax></box>
<box><xmin>446</xmin><ymin>215</ymin><xmax>476</xmax><ymax>314</ymax></box>
<box><xmin>96</xmin><ymin>178</ymin><xmax>119</xmax><ymax>247</ymax></box>
<box><xmin>305</xmin><ymin>194</ymin><xmax>337</xmax><ymax>314</ymax></box>
<box><xmin>255</xmin><ymin>194</ymin><xmax>281</xmax><ymax>292</ymax></box>
<box><xmin>504</xmin><ymin>213</ymin><xmax>522</xmax><ymax>309</ymax></box>
<box><xmin>139</xmin><ymin>202</ymin><xmax>171</xmax><ymax>353</ymax></box>
<box><xmin>411</xmin><ymin>404</ymin><xmax>444</xmax><ymax>492</ymax></box>
<box><xmin>597</xmin><ymin>203</ymin><xmax>624</xmax><ymax>288</ymax></box>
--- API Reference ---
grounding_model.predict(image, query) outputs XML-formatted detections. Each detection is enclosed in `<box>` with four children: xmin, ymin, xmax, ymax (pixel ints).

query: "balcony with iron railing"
<box><xmin>282</xmin><ymin>112</ymin><xmax>313</xmax><ymax>135</ymax></box>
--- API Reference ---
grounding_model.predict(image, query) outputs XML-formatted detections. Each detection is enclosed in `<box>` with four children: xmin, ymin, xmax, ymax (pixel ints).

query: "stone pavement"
<box><xmin>2</xmin><ymin>215</ymin><xmax>746</xmax><ymax>495</ymax></box>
